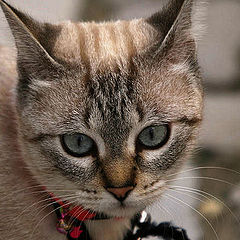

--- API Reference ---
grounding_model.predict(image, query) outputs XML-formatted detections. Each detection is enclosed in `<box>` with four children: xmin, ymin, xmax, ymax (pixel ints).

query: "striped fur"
<box><xmin>53</xmin><ymin>20</ymin><xmax>156</xmax><ymax>72</ymax></box>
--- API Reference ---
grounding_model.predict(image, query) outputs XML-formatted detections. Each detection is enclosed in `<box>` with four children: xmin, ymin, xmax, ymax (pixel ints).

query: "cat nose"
<box><xmin>106</xmin><ymin>186</ymin><xmax>135</xmax><ymax>202</ymax></box>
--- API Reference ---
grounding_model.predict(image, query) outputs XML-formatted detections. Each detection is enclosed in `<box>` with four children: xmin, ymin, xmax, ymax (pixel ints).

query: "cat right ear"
<box><xmin>145</xmin><ymin>0</ymin><xmax>206</xmax><ymax>63</ymax></box>
<box><xmin>0</xmin><ymin>0</ymin><xmax>62</xmax><ymax>79</ymax></box>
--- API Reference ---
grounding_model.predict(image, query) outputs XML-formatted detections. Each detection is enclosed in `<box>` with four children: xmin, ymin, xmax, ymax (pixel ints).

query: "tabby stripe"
<box><xmin>77</xmin><ymin>23</ymin><xmax>91</xmax><ymax>72</ymax></box>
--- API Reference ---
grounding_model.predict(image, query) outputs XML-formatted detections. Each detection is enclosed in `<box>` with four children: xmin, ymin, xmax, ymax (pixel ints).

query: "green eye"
<box><xmin>61</xmin><ymin>134</ymin><xmax>95</xmax><ymax>157</ymax></box>
<box><xmin>138</xmin><ymin>125</ymin><xmax>170</xmax><ymax>149</ymax></box>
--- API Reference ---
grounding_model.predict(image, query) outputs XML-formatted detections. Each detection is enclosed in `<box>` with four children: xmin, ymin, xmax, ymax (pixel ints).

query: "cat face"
<box><xmin>0</xmin><ymin>0</ymin><xmax>204</xmax><ymax>218</ymax></box>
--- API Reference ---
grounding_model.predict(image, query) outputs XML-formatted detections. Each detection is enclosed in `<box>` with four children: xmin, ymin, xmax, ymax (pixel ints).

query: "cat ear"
<box><xmin>0</xmin><ymin>0</ymin><xmax>62</xmax><ymax>79</ymax></box>
<box><xmin>145</xmin><ymin>0</ymin><xmax>206</xmax><ymax>62</ymax></box>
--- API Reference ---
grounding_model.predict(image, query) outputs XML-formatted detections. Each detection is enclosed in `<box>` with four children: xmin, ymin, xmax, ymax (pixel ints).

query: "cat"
<box><xmin>0</xmin><ymin>0</ymin><xmax>205</xmax><ymax>239</ymax></box>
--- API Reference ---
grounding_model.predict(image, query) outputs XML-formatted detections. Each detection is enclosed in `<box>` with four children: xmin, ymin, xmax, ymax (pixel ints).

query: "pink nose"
<box><xmin>106</xmin><ymin>186</ymin><xmax>134</xmax><ymax>201</ymax></box>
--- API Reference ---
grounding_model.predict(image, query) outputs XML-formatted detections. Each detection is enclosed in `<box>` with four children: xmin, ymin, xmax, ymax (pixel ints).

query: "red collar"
<box><xmin>47</xmin><ymin>190</ymin><xmax>190</xmax><ymax>240</ymax></box>
<box><xmin>48</xmin><ymin>191</ymin><xmax>112</xmax><ymax>239</ymax></box>
<box><xmin>51</xmin><ymin>193</ymin><xmax>97</xmax><ymax>221</ymax></box>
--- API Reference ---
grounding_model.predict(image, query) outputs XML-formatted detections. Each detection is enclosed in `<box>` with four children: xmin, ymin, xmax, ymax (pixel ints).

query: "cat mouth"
<box><xmin>98</xmin><ymin>203</ymin><xmax>143</xmax><ymax>219</ymax></box>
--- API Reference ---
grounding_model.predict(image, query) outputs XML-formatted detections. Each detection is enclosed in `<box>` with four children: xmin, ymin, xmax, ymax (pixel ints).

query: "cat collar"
<box><xmin>50</xmin><ymin>193</ymin><xmax>111</xmax><ymax>239</ymax></box>
<box><xmin>51</xmin><ymin>193</ymin><xmax>191</xmax><ymax>240</ymax></box>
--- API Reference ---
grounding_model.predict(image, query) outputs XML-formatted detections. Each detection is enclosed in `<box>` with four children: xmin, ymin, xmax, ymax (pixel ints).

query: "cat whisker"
<box><xmin>148</xmin><ymin>199</ymin><xmax>175</xmax><ymax>222</ymax></box>
<box><xmin>29</xmin><ymin>198</ymin><xmax>80</xmax><ymax>240</ymax></box>
<box><xmin>144</xmin><ymin>197</ymin><xmax>183</xmax><ymax>239</ymax></box>
<box><xmin>168</xmin><ymin>185</ymin><xmax>240</xmax><ymax>226</ymax></box>
<box><xmin>8</xmin><ymin>192</ymin><xmax>78</xmax><ymax>233</ymax></box>
<box><xmin>9</xmin><ymin>194</ymin><xmax>80</xmax><ymax>237</ymax></box>
<box><xmin>67</xmin><ymin>204</ymin><xmax>93</xmax><ymax>237</ymax></box>
<box><xmin>158</xmin><ymin>201</ymin><xmax>187</xmax><ymax>240</ymax></box>
<box><xmin>168</xmin><ymin>187</ymin><xmax>209</xmax><ymax>205</ymax></box>
<box><xmin>0</xmin><ymin>184</ymin><xmax>74</xmax><ymax>202</ymax></box>
<box><xmin>146</xmin><ymin>199</ymin><xmax>186</xmax><ymax>240</ymax></box>
<box><xmin>64</xmin><ymin>200</ymin><xmax>93</xmax><ymax>238</ymax></box>
<box><xmin>167</xmin><ymin>187</ymin><xmax>220</xmax><ymax>240</ymax></box>
<box><xmin>139</xmin><ymin>188</ymin><xmax>164</xmax><ymax>204</ymax></box>
<box><xmin>139</xmin><ymin>182</ymin><xmax>167</xmax><ymax>197</ymax></box>
<box><xmin>165</xmin><ymin>176</ymin><xmax>237</xmax><ymax>187</ymax></box>
<box><xmin>67</xmin><ymin>205</ymin><xmax>87</xmax><ymax>227</ymax></box>
<box><xmin>86</xmin><ymin>211</ymin><xmax>93</xmax><ymax>240</ymax></box>
<box><xmin>163</xmin><ymin>193</ymin><xmax>220</xmax><ymax>240</ymax></box>
<box><xmin>86</xmin><ymin>208</ymin><xmax>100</xmax><ymax>237</ymax></box>
<box><xmin>165</xmin><ymin>166</ymin><xmax>240</xmax><ymax>178</ymax></box>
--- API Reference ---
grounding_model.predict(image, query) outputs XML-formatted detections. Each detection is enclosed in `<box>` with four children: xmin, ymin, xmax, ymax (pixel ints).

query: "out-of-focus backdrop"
<box><xmin>0</xmin><ymin>0</ymin><xmax>239</xmax><ymax>239</ymax></box>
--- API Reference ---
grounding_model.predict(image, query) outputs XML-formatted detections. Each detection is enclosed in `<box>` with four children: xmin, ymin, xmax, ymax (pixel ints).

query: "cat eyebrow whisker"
<box><xmin>149</xmin><ymin>198</ymin><xmax>176</xmax><ymax>222</ymax></box>
<box><xmin>23</xmin><ymin>134</ymin><xmax>53</xmax><ymax>142</ymax></box>
<box><xmin>178</xmin><ymin>116</ymin><xmax>202</xmax><ymax>125</ymax></box>
<box><xmin>136</xmin><ymin>103</ymin><xmax>145</xmax><ymax>122</ymax></box>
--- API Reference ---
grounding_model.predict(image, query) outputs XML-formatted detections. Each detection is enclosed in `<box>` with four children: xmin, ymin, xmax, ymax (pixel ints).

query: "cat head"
<box><xmin>0</xmin><ymin>0</ymin><xmax>205</xmax><ymax>218</ymax></box>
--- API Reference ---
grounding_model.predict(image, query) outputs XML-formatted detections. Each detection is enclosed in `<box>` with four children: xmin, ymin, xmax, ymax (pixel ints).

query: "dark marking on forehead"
<box><xmin>83</xmin><ymin>69</ymin><xmax>138</xmax><ymax>155</ymax></box>
<box><xmin>179</xmin><ymin>116</ymin><xmax>202</xmax><ymax>126</ymax></box>
<box><xmin>83</xmin><ymin>106</ymin><xmax>91</xmax><ymax>129</ymax></box>
<box><xmin>136</xmin><ymin>102</ymin><xmax>145</xmax><ymax>122</ymax></box>
<box><xmin>88</xmin><ymin>71</ymin><xmax>136</xmax><ymax>119</ymax></box>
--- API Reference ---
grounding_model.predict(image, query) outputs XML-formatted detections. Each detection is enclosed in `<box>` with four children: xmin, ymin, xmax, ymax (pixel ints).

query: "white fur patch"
<box><xmin>169</xmin><ymin>62</ymin><xmax>190</xmax><ymax>75</ymax></box>
<box><xmin>29</xmin><ymin>79</ymin><xmax>52</xmax><ymax>91</ymax></box>
<box><xmin>85</xmin><ymin>218</ymin><xmax>131</xmax><ymax>240</ymax></box>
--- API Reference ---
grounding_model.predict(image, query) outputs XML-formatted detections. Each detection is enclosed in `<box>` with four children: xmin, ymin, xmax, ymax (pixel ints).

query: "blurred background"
<box><xmin>0</xmin><ymin>0</ymin><xmax>239</xmax><ymax>239</ymax></box>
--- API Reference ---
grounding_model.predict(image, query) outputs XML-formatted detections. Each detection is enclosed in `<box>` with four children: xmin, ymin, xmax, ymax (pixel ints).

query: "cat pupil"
<box><xmin>149</xmin><ymin>128</ymin><xmax>154</xmax><ymax>141</ymax></box>
<box><xmin>61</xmin><ymin>134</ymin><xmax>95</xmax><ymax>157</ymax></box>
<box><xmin>137</xmin><ymin>125</ymin><xmax>170</xmax><ymax>149</ymax></box>
<box><xmin>77</xmin><ymin>136</ymin><xmax>83</xmax><ymax>147</ymax></box>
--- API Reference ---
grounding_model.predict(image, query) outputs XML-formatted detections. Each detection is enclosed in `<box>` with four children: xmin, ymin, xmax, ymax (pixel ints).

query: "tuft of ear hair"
<box><xmin>0</xmin><ymin>0</ymin><xmax>62</xmax><ymax>79</ymax></box>
<box><xmin>145</xmin><ymin>0</ymin><xmax>207</xmax><ymax>62</ymax></box>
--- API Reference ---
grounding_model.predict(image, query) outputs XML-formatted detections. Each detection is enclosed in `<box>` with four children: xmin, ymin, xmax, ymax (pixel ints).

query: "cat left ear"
<box><xmin>0</xmin><ymin>0</ymin><xmax>62</xmax><ymax>78</ymax></box>
<box><xmin>146</xmin><ymin>0</ymin><xmax>206</xmax><ymax>62</ymax></box>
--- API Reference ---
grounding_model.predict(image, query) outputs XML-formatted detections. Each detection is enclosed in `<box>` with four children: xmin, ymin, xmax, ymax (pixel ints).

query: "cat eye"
<box><xmin>137</xmin><ymin>125</ymin><xmax>170</xmax><ymax>149</ymax></box>
<box><xmin>61</xmin><ymin>134</ymin><xmax>95</xmax><ymax>157</ymax></box>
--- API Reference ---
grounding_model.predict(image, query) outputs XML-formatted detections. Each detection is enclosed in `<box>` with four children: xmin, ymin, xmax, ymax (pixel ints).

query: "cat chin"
<box><xmin>94</xmin><ymin>204</ymin><xmax>145</xmax><ymax>219</ymax></box>
<box><xmin>102</xmin><ymin>209</ymin><xmax>140</xmax><ymax>219</ymax></box>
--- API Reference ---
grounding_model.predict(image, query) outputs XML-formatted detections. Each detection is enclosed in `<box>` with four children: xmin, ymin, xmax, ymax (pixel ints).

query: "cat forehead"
<box><xmin>53</xmin><ymin>19</ymin><xmax>158</xmax><ymax>69</ymax></box>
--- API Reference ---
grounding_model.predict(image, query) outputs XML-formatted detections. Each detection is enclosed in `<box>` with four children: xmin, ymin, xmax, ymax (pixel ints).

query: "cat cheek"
<box><xmin>69</xmin><ymin>156</ymin><xmax>95</xmax><ymax>169</ymax></box>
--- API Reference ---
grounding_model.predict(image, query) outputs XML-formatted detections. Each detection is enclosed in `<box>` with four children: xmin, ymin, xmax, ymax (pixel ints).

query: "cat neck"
<box><xmin>85</xmin><ymin>218</ymin><xmax>131</xmax><ymax>240</ymax></box>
